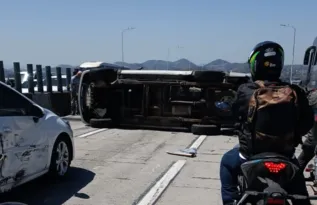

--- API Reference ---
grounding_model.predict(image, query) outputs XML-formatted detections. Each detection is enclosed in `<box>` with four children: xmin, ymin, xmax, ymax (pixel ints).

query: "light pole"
<box><xmin>176</xmin><ymin>45</ymin><xmax>191</xmax><ymax>69</ymax></box>
<box><xmin>167</xmin><ymin>45</ymin><xmax>189</xmax><ymax>70</ymax></box>
<box><xmin>176</xmin><ymin>45</ymin><xmax>184</xmax><ymax>60</ymax></box>
<box><xmin>121</xmin><ymin>27</ymin><xmax>135</xmax><ymax>64</ymax></box>
<box><xmin>280</xmin><ymin>24</ymin><xmax>296</xmax><ymax>83</ymax></box>
<box><xmin>167</xmin><ymin>48</ymin><xmax>170</xmax><ymax>70</ymax></box>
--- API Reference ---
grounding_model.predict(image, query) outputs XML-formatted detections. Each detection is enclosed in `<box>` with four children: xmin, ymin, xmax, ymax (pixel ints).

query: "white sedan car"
<box><xmin>0</xmin><ymin>81</ymin><xmax>74</xmax><ymax>192</ymax></box>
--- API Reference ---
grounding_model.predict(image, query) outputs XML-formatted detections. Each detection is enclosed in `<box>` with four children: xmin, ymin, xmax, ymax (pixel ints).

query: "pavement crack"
<box><xmin>74</xmin><ymin>158</ymin><xmax>146</xmax><ymax>164</ymax></box>
<box><xmin>192</xmin><ymin>177</ymin><xmax>220</xmax><ymax>180</ymax></box>
<box><xmin>193</xmin><ymin>160</ymin><xmax>220</xmax><ymax>163</ymax></box>
<box><xmin>171</xmin><ymin>185</ymin><xmax>218</xmax><ymax>190</ymax></box>
<box><xmin>142</xmin><ymin>142</ymin><xmax>166</xmax><ymax>162</ymax></box>
<box><xmin>115</xmin><ymin>177</ymin><xmax>130</xmax><ymax>180</ymax></box>
<box><xmin>107</xmin><ymin>160</ymin><xmax>146</xmax><ymax>165</ymax></box>
<box><xmin>198</xmin><ymin>152</ymin><xmax>222</xmax><ymax>155</ymax></box>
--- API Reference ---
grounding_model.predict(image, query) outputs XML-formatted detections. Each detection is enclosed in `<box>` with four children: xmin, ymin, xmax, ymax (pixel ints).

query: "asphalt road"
<box><xmin>1</xmin><ymin>119</ymin><xmax>317</xmax><ymax>205</ymax></box>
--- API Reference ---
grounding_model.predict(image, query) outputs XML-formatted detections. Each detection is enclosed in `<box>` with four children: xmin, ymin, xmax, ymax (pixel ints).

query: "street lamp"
<box><xmin>176</xmin><ymin>45</ymin><xmax>191</xmax><ymax>69</ymax></box>
<box><xmin>280</xmin><ymin>24</ymin><xmax>296</xmax><ymax>83</ymax></box>
<box><xmin>121</xmin><ymin>27</ymin><xmax>135</xmax><ymax>64</ymax></box>
<box><xmin>176</xmin><ymin>45</ymin><xmax>184</xmax><ymax>61</ymax></box>
<box><xmin>167</xmin><ymin>48</ymin><xmax>170</xmax><ymax>70</ymax></box>
<box><xmin>166</xmin><ymin>45</ymin><xmax>190</xmax><ymax>70</ymax></box>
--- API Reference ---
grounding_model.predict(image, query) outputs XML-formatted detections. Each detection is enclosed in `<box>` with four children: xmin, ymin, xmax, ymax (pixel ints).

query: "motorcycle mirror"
<box><xmin>215</xmin><ymin>101</ymin><xmax>231</xmax><ymax>111</ymax></box>
<box><xmin>303</xmin><ymin>46</ymin><xmax>317</xmax><ymax>65</ymax></box>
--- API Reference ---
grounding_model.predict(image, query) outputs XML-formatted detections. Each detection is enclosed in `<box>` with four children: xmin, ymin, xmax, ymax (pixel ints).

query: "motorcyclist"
<box><xmin>298</xmin><ymin>89</ymin><xmax>317</xmax><ymax>171</ymax></box>
<box><xmin>70</xmin><ymin>69</ymin><xmax>82</xmax><ymax>115</ymax></box>
<box><xmin>219</xmin><ymin>41</ymin><xmax>314</xmax><ymax>205</ymax></box>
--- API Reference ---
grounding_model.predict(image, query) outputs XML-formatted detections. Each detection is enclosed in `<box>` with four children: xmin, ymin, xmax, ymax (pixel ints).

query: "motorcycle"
<box><xmin>236</xmin><ymin>152</ymin><xmax>317</xmax><ymax>205</ymax></box>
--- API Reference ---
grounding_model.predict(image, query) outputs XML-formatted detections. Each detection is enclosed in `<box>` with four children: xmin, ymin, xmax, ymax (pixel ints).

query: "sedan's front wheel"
<box><xmin>48</xmin><ymin>137</ymin><xmax>71</xmax><ymax>178</ymax></box>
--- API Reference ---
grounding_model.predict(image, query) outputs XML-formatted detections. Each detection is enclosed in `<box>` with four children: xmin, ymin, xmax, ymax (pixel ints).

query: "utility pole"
<box><xmin>280</xmin><ymin>24</ymin><xmax>296</xmax><ymax>83</ymax></box>
<box><xmin>167</xmin><ymin>48</ymin><xmax>170</xmax><ymax>70</ymax></box>
<box><xmin>121</xmin><ymin>27</ymin><xmax>135</xmax><ymax>64</ymax></box>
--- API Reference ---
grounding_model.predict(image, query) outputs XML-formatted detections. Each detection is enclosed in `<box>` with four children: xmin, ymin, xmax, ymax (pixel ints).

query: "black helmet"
<box><xmin>248</xmin><ymin>41</ymin><xmax>284</xmax><ymax>81</ymax></box>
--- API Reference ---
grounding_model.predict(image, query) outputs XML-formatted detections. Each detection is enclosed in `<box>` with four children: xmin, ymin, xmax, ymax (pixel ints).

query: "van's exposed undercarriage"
<box><xmin>78</xmin><ymin>69</ymin><xmax>250</xmax><ymax>135</ymax></box>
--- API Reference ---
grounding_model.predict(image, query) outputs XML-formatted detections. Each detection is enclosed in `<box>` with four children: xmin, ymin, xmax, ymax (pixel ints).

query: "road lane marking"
<box><xmin>136</xmin><ymin>160</ymin><xmax>186</xmax><ymax>205</ymax></box>
<box><xmin>189</xmin><ymin>135</ymin><xmax>207</xmax><ymax>149</ymax></box>
<box><xmin>77</xmin><ymin>128</ymin><xmax>107</xmax><ymax>138</ymax></box>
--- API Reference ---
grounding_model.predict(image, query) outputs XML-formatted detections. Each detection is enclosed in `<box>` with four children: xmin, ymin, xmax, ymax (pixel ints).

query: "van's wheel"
<box><xmin>191</xmin><ymin>124</ymin><xmax>220</xmax><ymax>135</ymax></box>
<box><xmin>48</xmin><ymin>137</ymin><xmax>71</xmax><ymax>178</ymax></box>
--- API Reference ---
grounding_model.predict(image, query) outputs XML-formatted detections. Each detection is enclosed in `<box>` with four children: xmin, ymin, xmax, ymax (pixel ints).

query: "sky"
<box><xmin>1</xmin><ymin>0</ymin><xmax>317</xmax><ymax>67</ymax></box>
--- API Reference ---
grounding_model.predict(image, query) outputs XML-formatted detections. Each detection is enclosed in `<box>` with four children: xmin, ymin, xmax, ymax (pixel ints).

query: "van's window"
<box><xmin>0</xmin><ymin>83</ymin><xmax>33</xmax><ymax>116</ymax></box>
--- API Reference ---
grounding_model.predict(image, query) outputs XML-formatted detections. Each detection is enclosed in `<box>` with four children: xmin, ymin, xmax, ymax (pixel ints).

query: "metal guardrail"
<box><xmin>0</xmin><ymin>61</ymin><xmax>72</xmax><ymax>94</ymax></box>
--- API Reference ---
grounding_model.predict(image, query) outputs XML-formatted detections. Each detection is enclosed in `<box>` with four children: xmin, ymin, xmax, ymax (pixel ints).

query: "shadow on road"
<box><xmin>0</xmin><ymin>167</ymin><xmax>95</xmax><ymax>205</ymax></box>
<box><xmin>109</xmin><ymin>125</ymin><xmax>238</xmax><ymax>136</ymax></box>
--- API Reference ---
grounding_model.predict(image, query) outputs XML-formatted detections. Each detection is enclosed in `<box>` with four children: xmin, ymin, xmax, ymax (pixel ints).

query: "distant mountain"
<box><xmin>142</xmin><ymin>60</ymin><xmax>167</xmax><ymax>69</ymax></box>
<box><xmin>1</xmin><ymin>58</ymin><xmax>308</xmax><ymax>82</ymax></box>
<box><xmin>172</xmin><ymin>58</ymin><xmax>198</xmax><ymax>70</ymax></box>
<box><xmin>4</xmin><ymin>68</ymin><xmax>14</xmax><ymax>78</ymax></box>
<box><xmin>114</xmin><ymin>62</ymin><xmax>143</xmax><ymax>69</ymax></box>
<box><xmin>56</xmin><ymin>64</ymin><xmax>75</xmax><ymax>69</ymax></box>
<box><xmin>114</xmin><ymin>59</ymin><xmax>307</xmax><ymax>82</ymax></box>
<box><xmin>205</xmin><ymin>59</ymin><xmax>230</xmax><ymax>67</ymax></box>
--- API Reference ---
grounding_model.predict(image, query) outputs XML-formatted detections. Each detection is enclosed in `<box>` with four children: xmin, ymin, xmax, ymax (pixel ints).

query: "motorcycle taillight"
<box><xmin>267</xmin><ymin>198</ymin><xmax>285</xmax><ymax>204</ymax></box>
<box><xmin>264</xmin><ymin>162</ymin><xmax>286</xmax><ymax>173</ymax></box>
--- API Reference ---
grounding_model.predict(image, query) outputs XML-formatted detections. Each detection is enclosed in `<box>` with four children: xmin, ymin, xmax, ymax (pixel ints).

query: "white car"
<box><xmin>0</xmin><ymin>81</ymin><xmax>74</xmax><ymax>192</ymax></box>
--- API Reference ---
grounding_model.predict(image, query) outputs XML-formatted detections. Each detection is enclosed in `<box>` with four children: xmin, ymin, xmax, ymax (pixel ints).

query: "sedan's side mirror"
<box><xmin>30</xmin><ymin>104</ymin><xmax>44</xmax><ymax>119</ymax></box>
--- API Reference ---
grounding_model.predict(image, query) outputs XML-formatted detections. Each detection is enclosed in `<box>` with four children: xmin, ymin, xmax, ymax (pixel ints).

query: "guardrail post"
<box><xmin>66</xmin><ymin>68</ymin><xmax>71</xmax><ymax>91</ymax></box>
<box><xmin>56</xmin><ymin>67</ymin><xmax>63</xmax><ymax>92</ymax></box>
<box><xmin>36</xmin><ymin>65</ymin><xmax>44</xmax><ymax>93</ymax></box>
<box><xmin>0</xmin><ymin>61</ymin><xmax>5</xmax><ymax>82</ymax></box>
<box><xmin>27</xmin><ymin>64</ymin><xmax>34</xmax><ymax>93</ymax></box>
<box><xmin>13</xmin><ymin>62</ymin><xmax>22</xmax><ymax>93</ymax></box>
<box><xmin>45</xmin><ymin>66</ymin><xmax>52</xmax><ymax>93</ymax></box>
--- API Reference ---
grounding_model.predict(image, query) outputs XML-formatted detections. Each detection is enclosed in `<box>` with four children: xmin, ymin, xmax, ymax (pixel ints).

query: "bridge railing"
<box><xmin>0</xmin><ymin>61</ymin><xmax>73</xmax><ymax>116</ymax></box>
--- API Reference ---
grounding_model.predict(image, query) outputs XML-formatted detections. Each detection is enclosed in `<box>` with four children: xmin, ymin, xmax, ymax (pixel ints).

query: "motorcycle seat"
<box><xmin>250</xmin><ymin>152</ymin><xmax>290</xmax><ymax>161</ymax></box>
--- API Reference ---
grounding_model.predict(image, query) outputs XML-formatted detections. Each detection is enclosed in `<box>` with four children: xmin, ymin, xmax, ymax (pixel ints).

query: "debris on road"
<box><xmin>166</xmin><ymin>148</ymin><xmax>197</xmax><ymax>157</ymax></box>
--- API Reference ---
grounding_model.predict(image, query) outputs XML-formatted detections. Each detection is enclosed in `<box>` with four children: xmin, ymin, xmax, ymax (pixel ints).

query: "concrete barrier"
<box><xmin>32</xmin><ymin>92</ymin><xmax>71</xmax><ymax>116</ymax></box>
<box><xmin>50</xmin><ymin>92</ymin><xmax>71</xmax><ymax>116</ymax></box>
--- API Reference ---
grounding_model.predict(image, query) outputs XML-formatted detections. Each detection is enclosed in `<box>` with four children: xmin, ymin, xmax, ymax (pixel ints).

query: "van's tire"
<box><xmin>90</xmin><ymin>118</ymin><xmax>113</xmax><ymax>128</ymax></box>
<box><xmin>48</xmin><ymin>137</ymin><xmax>72</xmax><ymax>179</ymax></box>
<box><xmin>191</xmin><ymin>124</ymin><xmax>220</xmax><ymax>135</ymax></box>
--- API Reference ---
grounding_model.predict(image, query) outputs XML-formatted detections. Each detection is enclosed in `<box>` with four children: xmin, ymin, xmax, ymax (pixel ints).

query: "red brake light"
<box><xmin>267</xmin><ymin>198</ymin><xmax>284</xmax><ymax>204</ymax></box>
<box><xmin>264</xmin><ymin>162</ymin><xmax>286</xmax><ymax>173</ymax></box>
<box><xmin>305</xmin><ymin>167</ymin><xmax>313</xmax><ymax>172</ymax></box>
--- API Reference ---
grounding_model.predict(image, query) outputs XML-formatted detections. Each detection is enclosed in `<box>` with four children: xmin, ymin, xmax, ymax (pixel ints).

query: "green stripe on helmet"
<box><xmin>278</xmin><ymin>48</ymin><xmax>284</xmax><ymax>67</ymax></box>
<box><xmin>250</xmin><ymin>51</ymin><xmax>260</xmax><ymax>75</ymax></box>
